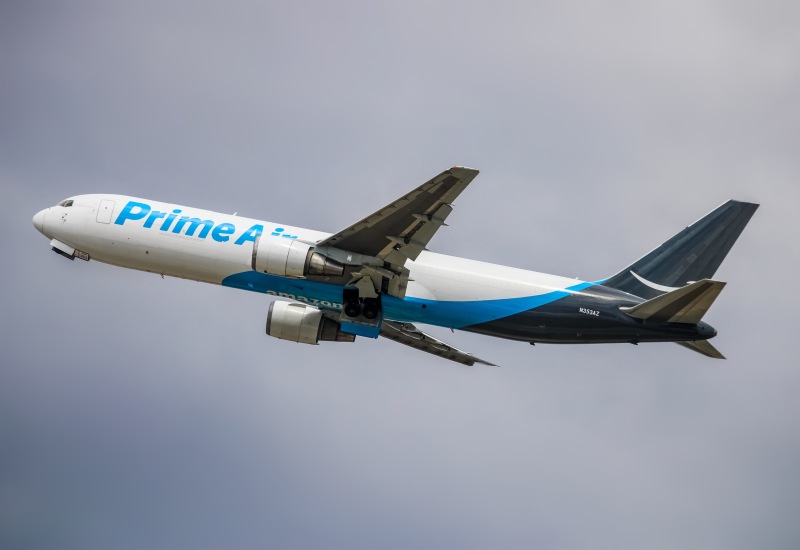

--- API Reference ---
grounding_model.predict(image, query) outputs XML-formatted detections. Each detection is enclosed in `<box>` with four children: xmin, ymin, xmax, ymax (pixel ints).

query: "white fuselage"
<box><xmin>33</xmin><ymin>194</ymin><xmax>588</xmax><ymax>330</ymax></box>
<box><xmin>34</xmin><ymin>184</ymin><xmax>745</xmax><ymax>362</ymax></box>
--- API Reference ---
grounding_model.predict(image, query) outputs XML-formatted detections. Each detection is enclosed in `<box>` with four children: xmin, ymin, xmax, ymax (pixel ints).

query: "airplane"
<box><xmin>32</xmin><ymin>167</ymin><xmax>758</xmax><ymax>365</ymax></box>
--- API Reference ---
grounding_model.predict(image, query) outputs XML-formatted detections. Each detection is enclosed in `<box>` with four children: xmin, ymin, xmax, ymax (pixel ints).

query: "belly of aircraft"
<box><xmin>460</xmin><ymin>291</ymin><xmax>704</xmax><ymax>344</ymax></box>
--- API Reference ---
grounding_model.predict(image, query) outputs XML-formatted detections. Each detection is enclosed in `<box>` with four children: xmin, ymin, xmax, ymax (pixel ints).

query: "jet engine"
<box><xmin>253</xmin><ymin>237</ymin><xmax>344</xmax><ymax>278</ymax></box>
<box><xmin>266</xmin><ymin>301</ymin><xmax>355</xmax><ymax>344</ymax></box>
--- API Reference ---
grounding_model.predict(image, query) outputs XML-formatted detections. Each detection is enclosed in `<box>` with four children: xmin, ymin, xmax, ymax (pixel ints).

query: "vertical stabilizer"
<box><xmin>603</xmin><ymin>200</ymin><xmax>758</xmax><ymax>299</ymax></box>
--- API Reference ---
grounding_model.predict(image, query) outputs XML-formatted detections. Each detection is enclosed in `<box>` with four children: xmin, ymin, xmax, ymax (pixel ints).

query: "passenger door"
<box><xmin>96</xmin><ymin>199</ymin><xmax>115</xmax><ymax>224</ymax></box>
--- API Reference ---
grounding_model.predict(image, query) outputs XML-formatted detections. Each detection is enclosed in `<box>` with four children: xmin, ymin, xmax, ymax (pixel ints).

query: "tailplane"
<box><xmin>603</xmin><ymin>200</ymin><xmax>758</xmax><ymax>299</ymax></box>
<box><xmin>620</xmin><ymin>279</ymin><xmax>726</xmax><ymax>324</ymax></box>
<box><xmin>621</xmin><ymin>279</ymin><xmax>729</xmax><ymax>359</ymax></box>
<box><xmin>677</xmin><ymin>340</ymin><xmax>726</xmax><ymax>359</ymax></box>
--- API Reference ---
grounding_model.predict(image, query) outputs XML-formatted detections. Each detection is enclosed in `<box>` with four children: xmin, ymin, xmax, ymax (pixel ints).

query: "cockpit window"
<box><xmin>58</xmin><ymin>199</ymin><xmax>74</xmax><ymax>207</ymax></box>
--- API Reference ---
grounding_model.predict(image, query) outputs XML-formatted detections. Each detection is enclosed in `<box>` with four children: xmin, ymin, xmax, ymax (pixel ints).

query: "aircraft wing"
<box><xmin>316</xmin><ymin>166</ymin><xmax>479</xmax><ymax>299</ymax></box>
<box><xmin>380</xmin><ymin>321</ymin><xmax>496</xmax><ymax>366</ymax></box>
<box><xmin>317</xmin><ymin>167</ymin><xmax>479</xmax><ymax>264</ymax></box>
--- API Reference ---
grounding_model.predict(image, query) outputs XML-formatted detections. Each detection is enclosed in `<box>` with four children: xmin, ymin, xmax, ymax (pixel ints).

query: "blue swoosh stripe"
<box><xmin>384</xmin><ymin>281</ymin><xmax>596</xmax><ymax>328</ymax></box>
<box><xmin>222</xmin><ymin>271</ymin><xmax>597</xmax><ymax>328</ymax></box>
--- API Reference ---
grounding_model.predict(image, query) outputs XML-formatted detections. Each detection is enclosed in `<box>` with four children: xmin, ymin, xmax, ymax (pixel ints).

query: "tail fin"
<box><xmin>603</xmin><ymin>200</ymin><xmax>758</xmax><ymax>299</ymax></box>
<box><xmin>620</xmin><ymin>279</ymin><xmax>726</xmax><ymax>324</ymax></box>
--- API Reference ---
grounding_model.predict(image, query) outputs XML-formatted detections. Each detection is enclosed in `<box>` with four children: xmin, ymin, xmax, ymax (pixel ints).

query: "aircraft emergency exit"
<box><xmin>32</xmin><ymin>167</ymin><xmax>758</xmax><ymax>365</ymax></box>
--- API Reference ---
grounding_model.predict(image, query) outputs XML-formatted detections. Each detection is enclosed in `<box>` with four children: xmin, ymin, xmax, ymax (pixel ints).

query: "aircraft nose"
<box><xmin>33</xmin><ymin>209</ymin><xmax>47</xmax><ymax>234</ymax></box>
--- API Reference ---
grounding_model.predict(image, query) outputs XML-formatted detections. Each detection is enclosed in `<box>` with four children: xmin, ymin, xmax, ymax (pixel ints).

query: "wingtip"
<box><xmin>450</xmin><ymin>165</ymin><xmax>480</xmax><ymax>173</ymax></box>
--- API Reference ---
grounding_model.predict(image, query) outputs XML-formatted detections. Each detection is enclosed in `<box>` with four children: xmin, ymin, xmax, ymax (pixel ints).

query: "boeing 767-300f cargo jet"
<box><xmin>32</xmin><ymin>167</ymin><xmax>758</xmax><ymax>365</ymax></box>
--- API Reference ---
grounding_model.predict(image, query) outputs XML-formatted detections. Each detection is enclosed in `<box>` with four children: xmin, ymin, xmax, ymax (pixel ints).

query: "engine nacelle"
<box><xmin>253</xmin><ymin>237</ymin><xmax>344</xmax><ymax>278</ymax></box>
<box><xmin>266</xmin><ymin>301</ymin><xmax>355</xmax><ymax>344</ymax></box>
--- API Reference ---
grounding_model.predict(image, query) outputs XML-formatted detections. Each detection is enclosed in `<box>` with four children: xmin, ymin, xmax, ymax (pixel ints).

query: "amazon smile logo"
<box><xmin>630</xmin><ymin>271</ymin><xmax>683</xmax><ymax>292</ymax></box>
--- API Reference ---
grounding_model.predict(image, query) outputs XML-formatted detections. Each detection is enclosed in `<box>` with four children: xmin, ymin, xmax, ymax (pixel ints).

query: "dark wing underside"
<box><xmin>380</xmin><ymin>321</ymin><xmax>496</xmax><ymax>367</ymax></box>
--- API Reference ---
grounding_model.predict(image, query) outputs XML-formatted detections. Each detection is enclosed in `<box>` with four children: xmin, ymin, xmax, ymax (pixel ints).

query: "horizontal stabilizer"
<box><xmin>620</xmin><ymin>279</ymin><xmax>726</xmax><ymax>324</ymax></box>
<box><xmin>677</xmin><ymin>340</ymin><xmax>726</xmax><ymax>359</ymax></box>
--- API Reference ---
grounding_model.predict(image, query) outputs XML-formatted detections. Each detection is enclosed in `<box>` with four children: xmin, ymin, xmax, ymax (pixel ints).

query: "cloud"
<box><xmin>2</xmin><ymin>1</ymin><xmax>799</xmax><ymax>548</ymax></box>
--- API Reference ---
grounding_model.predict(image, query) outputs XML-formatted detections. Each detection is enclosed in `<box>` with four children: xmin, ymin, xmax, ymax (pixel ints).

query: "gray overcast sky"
<box><xmin>2</xmin><ymin>1</ymin><xmax>799</xmax><ymax>549</ymax></box>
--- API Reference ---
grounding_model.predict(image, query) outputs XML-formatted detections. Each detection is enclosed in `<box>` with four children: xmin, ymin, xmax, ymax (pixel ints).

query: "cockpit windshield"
<box><xmin>58</xmin><ymin>199</ymin><xmax>74</xmax><ymax>207</ymax></box>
